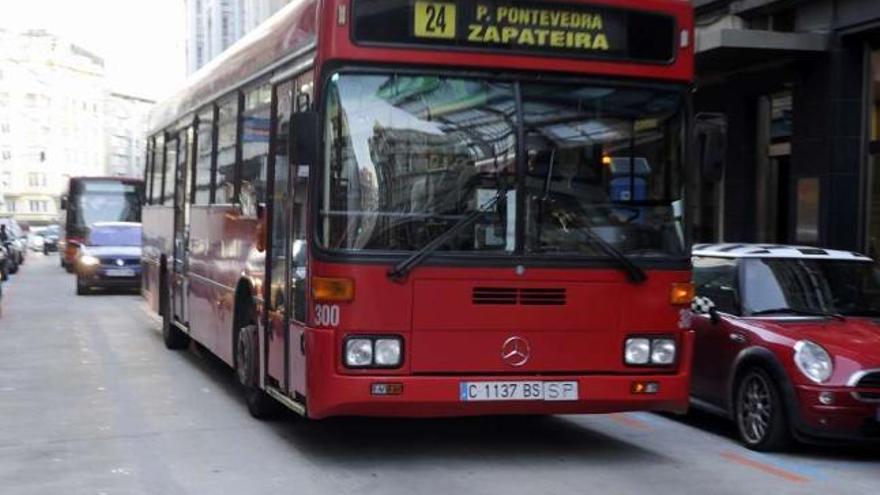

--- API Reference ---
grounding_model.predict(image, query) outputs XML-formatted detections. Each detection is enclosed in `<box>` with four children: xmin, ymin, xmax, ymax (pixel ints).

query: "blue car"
<box><xmin>75</xmin><ymin>222</ymin><xmax>142</xmax><ymax>295</ymax></box>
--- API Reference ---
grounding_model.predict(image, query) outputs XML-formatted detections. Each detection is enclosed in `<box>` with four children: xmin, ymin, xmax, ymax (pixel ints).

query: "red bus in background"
<box><xmin>143</xmin><ymin>0</ymin><xmax>696</xmax><ymax>420</ymax></box>
<box><xmin>61</xmin><ymin>177</ymin><xmax>143</xmax><ymax>272</ymax></box>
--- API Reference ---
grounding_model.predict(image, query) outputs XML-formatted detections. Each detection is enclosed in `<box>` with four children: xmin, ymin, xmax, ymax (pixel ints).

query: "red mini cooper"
<box><xmin>690</xmin><ymin>244</ymin><xmax>880</xmax><ymax>451</ymax></box>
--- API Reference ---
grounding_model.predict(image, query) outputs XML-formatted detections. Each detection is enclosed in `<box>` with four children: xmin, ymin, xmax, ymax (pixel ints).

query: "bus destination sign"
<box><xmin>352</xmin><ymin>0</ymin><xmax>676</xmax><ymax>63</ymax></box>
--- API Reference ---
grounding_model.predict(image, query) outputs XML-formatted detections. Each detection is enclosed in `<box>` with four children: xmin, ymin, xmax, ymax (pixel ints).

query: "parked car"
<box><xmin>690</xmin><ymin>244</ymin><xmax>880</xmax><ymax>451</ymax></box>
<box><xmin>0</xmin><ymin>218</ymin><xmax>24</xmax><ymax>273</ymax></box>
<box><xmin>0</xmin><ymin>242</ymin><xmax>8</xmax><ymax>281</ymax></box>
<box><xmin>75</xmin><ymin>222</ymin><xmax>142</xmax><ymax>295</ymax></box>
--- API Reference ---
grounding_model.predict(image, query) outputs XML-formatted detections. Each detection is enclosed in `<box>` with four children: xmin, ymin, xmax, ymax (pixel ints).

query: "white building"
<box><xmin>0</xmin><ymin>30</ymin><xmax>106</xmax><ymax>226</ymax></box>
<box><xmin>185</xmin><ymin>0</ymin><xmax>292</xmax><ymax>74</ymax></box>
<box><xmin>104</xmin><ymin>93</ymin><xmax>155</xmax><ymax>179</ymax></box>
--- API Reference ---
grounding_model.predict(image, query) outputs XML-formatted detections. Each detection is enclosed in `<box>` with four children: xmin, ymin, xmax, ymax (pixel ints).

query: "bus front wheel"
<box><xmin>235</xmin><ymin>323</ymin><xmax>278</xmax><ymax>419</ymax></box>
<box><xmin>161</xmin><ymin>277</ymin><xmax>189</xmax><ymax>350</ymax></box>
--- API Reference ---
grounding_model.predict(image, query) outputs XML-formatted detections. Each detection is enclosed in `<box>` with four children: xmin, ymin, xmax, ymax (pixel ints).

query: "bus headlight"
<box><xmin>625</xmin><ymin>338</ymin><xmax>651</xmax><ymax>365</ymax></box>
<box><xmin>651</xmin><ymin>339</ymin><xmax>677</xmax><ymax>365</ymax></box>
<box><xmin>344</xmin><ymin>336</ymin><xmax>404</xmax><ymax>368</ymax></box>
<box><xmin>345</xmin><ymin>339</ymin><xmax>373</xmax><ymax>367</ymax></box>
<box><xmin>374</xmin><ymin>339</ymin><xmax>402</xmax><ymax>367</ymax></box>
<box><xmin>625</xmin><ymin>337</ymin><xmax>677</xmax><ymax>366</ymax></box>
<box><xmin>794</xmin><ymin>341</ymin><xmax>833</xmax><ymax>384</ymax></box>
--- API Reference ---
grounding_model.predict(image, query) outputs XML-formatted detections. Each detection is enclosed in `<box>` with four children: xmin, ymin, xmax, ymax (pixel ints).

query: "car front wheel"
<box><xmin>735</xmin><ymin>368</ymin><xmax>791</xmax><ymax>451</ymax></box>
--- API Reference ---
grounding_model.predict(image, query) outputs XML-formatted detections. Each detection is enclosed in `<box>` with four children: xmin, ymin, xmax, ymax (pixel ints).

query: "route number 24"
<box><xmin>415</xmin><ymin>1</ymin><xmax>456</xmax><ymax>39</ymax></box>
<box><xmin>315</xmin><ymin>304</ymin><xmax>340</xmax><ymax>327</ymax></box>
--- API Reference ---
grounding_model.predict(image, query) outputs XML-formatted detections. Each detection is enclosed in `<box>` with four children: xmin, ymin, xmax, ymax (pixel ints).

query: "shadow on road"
<box><xmin>153</xmin><ymin>331</ymin><xmax>676</xmax><ymax>467</ymax></box>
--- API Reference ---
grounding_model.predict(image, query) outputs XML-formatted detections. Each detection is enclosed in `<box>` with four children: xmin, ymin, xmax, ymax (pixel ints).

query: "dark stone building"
<box><xmin>692</xmin><ymin>0</ymin><xmax>880</xmax><ymax>257</ymax></box>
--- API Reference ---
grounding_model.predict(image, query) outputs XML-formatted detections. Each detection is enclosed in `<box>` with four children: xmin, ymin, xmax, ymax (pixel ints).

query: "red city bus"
<box><xmin>61</xmin><ymin>177</ymin><xmax>143</xmax><ymax>272</ymax></box>
<box><xmin>143</xmin><ymin>0</ymin><xmax>696</xmax><ymax>419</ymax></box>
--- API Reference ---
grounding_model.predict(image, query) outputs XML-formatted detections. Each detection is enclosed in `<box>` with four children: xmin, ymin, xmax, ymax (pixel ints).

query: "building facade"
<box><xmin>185</xmin><ymin>0</ymin><xmax>292</xmax><ymax>74</ymax></box>
<box><xmin>0</xmin><ymin>30</ymin><xmax>106</xmax><ymax>225</ymax></box>
<box><xmin>104</xmin><ymin>92</ymin><xmax>155</xmax><ymax>179</ymax></box>
<box><xmin>692</xmin><ymin>0</ymin><xmax>880</xmax><ymax>258</ymax></box>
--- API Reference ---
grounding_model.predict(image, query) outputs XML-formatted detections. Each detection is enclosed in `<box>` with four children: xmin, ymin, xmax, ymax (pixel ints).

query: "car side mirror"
<box><xmin>692</xmin><ymin>296</ymin><xmax>721</xmax><ymax>325</ymax></box>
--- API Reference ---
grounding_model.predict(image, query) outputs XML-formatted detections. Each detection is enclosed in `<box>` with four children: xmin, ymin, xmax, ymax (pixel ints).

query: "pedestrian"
<box><xmin>0</xmin><ymin>224</ymin><xmax>8</xmax><ymax>244</ymax></box>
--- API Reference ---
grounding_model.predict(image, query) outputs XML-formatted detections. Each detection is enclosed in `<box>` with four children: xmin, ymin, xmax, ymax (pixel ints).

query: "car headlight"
<box><xmin>79</xmin><ymin>254</ymin><xmax>100</xmax><ymax>266</ymax></box>
<box><xmin>794</xmin><ymin>340</ymin><xmax>833</xmax><ymax>383</ymax></box>
<box><xmin>345</xmin><ymin>339</ymin><xmax>373</xmax><ymax>367</ymax></box>
<box><xmin>651</xmin><ymin>339</ymin><xmax>677</xmax><ymax>365</ymax></box>
<box><xmin>374</xmin><ymin>339</ymin><xmax>402</xmax><ymax>367</ymax></box>
<box><xmin>625</xmin><ymin>338</ymin><xmax>651</xmax><ymax>365</ymax></box>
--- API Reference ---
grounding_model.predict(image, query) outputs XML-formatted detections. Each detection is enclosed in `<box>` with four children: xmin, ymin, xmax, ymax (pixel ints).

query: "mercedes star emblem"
<box><xmin>115</xmin><ymin>259</ymin><xmax>125</xmax><ymax>267</ymax></box>
<box><xmin>501</xmin><ymin>336</ymin><xmax>530</xmax><ymax>367</ymax></box>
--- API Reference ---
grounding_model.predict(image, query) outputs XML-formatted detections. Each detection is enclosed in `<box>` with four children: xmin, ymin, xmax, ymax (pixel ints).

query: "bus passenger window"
<box><xmin>216</xmin><ymin>97</ymin><xmax>238</xmax><ymax>204</ymax></box>
<box><xmin>194</xmin><ymin>108</ymin><xmax>215</xmax><ymax>204</ymax></box>
<box><xmin>151</xmin><ymin>135</ymin><xmax>165</xmax><ymax>204</ymax></box>
<box><xmin>163</xmin><ymin>138</ymin><xmax>178</xmax><ymax>207</ymax></box>
<box><xmin>241</xmin><ymin>84</ymin><xmax>271</xmax><ymax>205</ymax></box>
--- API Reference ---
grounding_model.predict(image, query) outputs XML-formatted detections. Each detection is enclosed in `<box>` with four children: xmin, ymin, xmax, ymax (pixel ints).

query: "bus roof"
<box><xmin>150</xmin><ymin>0</ymin><xmax>693</xmax><ymax>133</ymax></box>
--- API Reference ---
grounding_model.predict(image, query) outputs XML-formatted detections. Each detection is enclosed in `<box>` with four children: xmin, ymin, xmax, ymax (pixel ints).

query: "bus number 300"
<box><xmin>315</xmin><ymin>304</ymin><xmax>341</xmax><ymax>327</ymax></box>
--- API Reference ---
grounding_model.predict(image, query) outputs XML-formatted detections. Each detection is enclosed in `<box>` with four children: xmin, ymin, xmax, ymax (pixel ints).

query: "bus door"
<box><xmin>172</xmin><ymin>127</ymin><xmax>194</xmax><ymax>325</ymax></box>
<box><xmin>265</xmin><ymin>74</ymin><xmax>312</xmax><ymax>397</ymax></box>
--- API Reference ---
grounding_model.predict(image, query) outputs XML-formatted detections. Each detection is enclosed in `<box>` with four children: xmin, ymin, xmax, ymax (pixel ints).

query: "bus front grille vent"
<box><xmin>472</xmin><ymin>287</ymin><xmax>566</xmax><ymax>306</ymax></box>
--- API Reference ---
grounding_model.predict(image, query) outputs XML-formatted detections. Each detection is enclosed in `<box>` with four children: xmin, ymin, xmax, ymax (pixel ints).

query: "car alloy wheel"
<box><xmin>735</xmin><ymin>368</ymin><xmax>790</xmax><ymax>451</ymax></box>
<box><xmin>738</xmin><ymin>373</ymin><xmax>772</xmax><ymax>444</ymax></box>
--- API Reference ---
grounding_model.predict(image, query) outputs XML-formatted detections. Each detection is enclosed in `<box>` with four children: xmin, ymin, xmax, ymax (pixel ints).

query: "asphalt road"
<box><xmin>0</xmin><ymin>254</ymin><xmax>878</xmax><ymax>495</ymax></box>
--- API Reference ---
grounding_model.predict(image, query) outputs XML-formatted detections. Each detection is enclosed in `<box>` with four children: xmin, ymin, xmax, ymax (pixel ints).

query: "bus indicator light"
<box><xmin>670</xmin><ymin>282</ymin><xmax>694</xmax><ymax>305</ymax></box>
<box><xmin>631</xmin><ymin>381</ymin><xmax>659</xmax><ymax>395</ymax></box>
<box><xmin>313</xmin><ymin>277</ymin><xmax>354</xmax><ymax>302</ymax></box>
<box><xmin>371</xmin><ymin>383</ymin><xmax>404</xmax><ymax>396</ymax></box>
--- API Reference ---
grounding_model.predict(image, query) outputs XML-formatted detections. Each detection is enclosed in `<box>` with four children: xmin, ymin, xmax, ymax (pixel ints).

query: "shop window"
<box><xmin>795</xmin><ymin>178</ymin><xmax>820</xmax><ymax>244</ymax></box>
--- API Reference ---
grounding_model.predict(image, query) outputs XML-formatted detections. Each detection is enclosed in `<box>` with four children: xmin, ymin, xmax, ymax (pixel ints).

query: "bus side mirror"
<box><xmin>292</xmin><ymin>111</ymin><xmax>319</xmax><ymax>168</ymax></box>
<box><xmin>694</xmin><ymin>113</ymin><xmax>727</xmax><ymax>182</ymax></box>
<box><xmin>60</xmin><ymin>196</ymin><xmax>68</xmax><ymax>210</ymax></box>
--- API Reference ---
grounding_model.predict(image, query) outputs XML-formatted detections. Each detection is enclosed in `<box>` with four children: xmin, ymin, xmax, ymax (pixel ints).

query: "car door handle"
<box><xmin>729</xmin><ymin>333</ymin><xmax>746</xmax><ymax>344</ymax></box>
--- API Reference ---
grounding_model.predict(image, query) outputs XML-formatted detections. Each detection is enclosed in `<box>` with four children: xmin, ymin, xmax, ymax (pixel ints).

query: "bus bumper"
<box><xmin>305</xmin><ymin>331</ymin><xmax>693</xmax><ymax>419</ymax></box>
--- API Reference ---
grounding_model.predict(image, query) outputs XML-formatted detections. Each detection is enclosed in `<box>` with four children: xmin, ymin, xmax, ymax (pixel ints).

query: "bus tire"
<box><xmin>235</xmin><ymin>322</ymin><xmax>278</xmax><ymax>419</ymax></box>
<box><xmin>161</xmin><ymin>275</ymin><xmax>189</xmax><ymax>350</ymax></box>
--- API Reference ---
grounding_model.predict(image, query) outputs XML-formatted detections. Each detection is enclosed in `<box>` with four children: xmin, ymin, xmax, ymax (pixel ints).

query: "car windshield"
<box><xmin>320</xmin><ymin>73</ymin><xmax>686</xmax><ymax>258</ymax></box>
<box><xmin>87</xmin><ymin>227</ymin><xmax>142</xmax><ymax>247</ymax></box>
<box><xmin>741</xmin><ymin>258</ymin><xmax>880</xmax><ymax>316</ymax></box>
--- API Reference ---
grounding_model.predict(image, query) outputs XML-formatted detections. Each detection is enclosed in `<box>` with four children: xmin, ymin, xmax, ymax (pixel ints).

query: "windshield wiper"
<box><xmin>387</xmin><ymin>188</ymin><xmax>508</xmax><ymax>283</ymax></box>
<box><xmin>575</xmin><ymin>225</ymin><xmax>647</xmax><ymax>284</ymax></box>
<box><xmin>750</xmin><ymin>307</ymin><xmax>845</xmax><ymax>321</ymax></box>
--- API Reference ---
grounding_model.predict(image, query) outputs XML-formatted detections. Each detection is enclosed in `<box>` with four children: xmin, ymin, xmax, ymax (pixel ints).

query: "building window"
<box><xmin>5</xmin><ymin>200</ymin><xmax>15</xmax><ymax>213</ymax></box>
<box><xmin>1</xmin><ymin>171</ymin><xmax>10</xmax><ymax>188</ymax></box>
<box><xmin>29</xmin><ymin>200</ymin><xmax>48</xmax><ymax>213</ymax></box>
<box><xmin>1</xmin><ymin>149</ymin><xmax>10</xmax><ymax>161</ymax></box>
<box><xmin>28</xmin><ymin>172</ymin><xmax>47</xmax><ymax>187</ymax></box>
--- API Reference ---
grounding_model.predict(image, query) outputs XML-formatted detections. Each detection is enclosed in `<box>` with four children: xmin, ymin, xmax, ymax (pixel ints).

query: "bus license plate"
<box><xmin>105</xmin><ymin>269</ymin><xmax>135</xmax><ymax>277</ymax></box>
<box><xmin>460</xmin><ymin>381</ymin><xmax>578</xmax><ymax>402</ymax></box>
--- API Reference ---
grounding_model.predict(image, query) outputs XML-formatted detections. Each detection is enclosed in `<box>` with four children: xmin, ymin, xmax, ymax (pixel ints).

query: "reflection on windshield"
<box><xmin>742</xmin><ymin>259</ymin><xmax>880</xmax><ymax>316</ymax></box>
<box><xmin>87</xmin><ymin>227</ymin><xmax>142</xmax><ymax>247</ymax></box>
<box><xmin>320</xmin><ymin>73</ymin><xmax>685</xmax><ymax>257</ymax></box>
<box><xmin>75</xmin><ymin>193</ymin><xmax>141</xmax><ymax>227</ymax></box>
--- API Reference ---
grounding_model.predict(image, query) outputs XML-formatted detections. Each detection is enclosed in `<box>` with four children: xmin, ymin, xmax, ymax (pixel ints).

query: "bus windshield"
<box><xmin>320</xmin><ymin>73</ymin><xmax>686</xmax><ymax>259</ymax></box>
<box><xmin>71</xmin><ymin>182</ymin><xmax>142</xmax><ymax>228</ymax></box>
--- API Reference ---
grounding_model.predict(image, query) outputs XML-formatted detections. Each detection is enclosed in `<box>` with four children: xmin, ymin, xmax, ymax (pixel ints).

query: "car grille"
<box><xmin>98</xmin><ymin>258</ymin><xmax>140</xmax><ymax>267</ymax></box>
<box><xmin>472</xmin><ymin>287</ymin><xmax>566</xmax><ymax>306</ymax></box>
<box><xmin>853</xmin><ymin>371</ymin><xmax>880</xmax><ymax>401</ymax></box>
